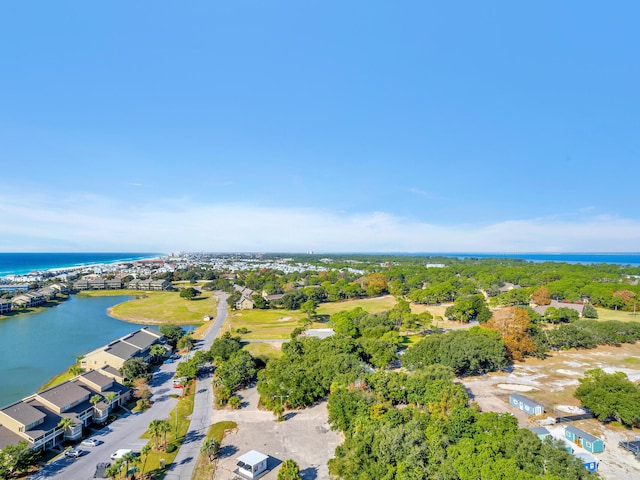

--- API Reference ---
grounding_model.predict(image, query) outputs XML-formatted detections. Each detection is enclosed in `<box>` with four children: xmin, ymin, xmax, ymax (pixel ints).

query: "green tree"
<box><xmin>180</xmin><ymin>287</ymin><xmax>199</xmax><ymax>300</ymax></box>
<box><xmin>139</xmin><ymin>444</ymin><xmax>152</xmax><ymax>478</ymax></box>
<box><xmin>300</xmin><ymin>298</ymin><xmax>318</xmax><ymax>318</ymax></box>
<box><xmin>159</xmin><ymin>324</ymin><xmax>185</xmax><ymax>347</ymax></box>
<box><xmin>148</xmin><ymin>419</ymin><xmax>164</xmax><ymax>449</ymax></box>
<box><xmin>582</xmin><ymin>303</ymin><xmax>598</xmax><ymax>318</ymax></box>
<box><xmin>215</xmin><ymin>350</ymin><xmax>257</xmax><ymax>391</ymax></box>
<box><xmin>575</xmin><ymin>368</ymin><xmax>640</xmax><ymax>426</ymax></box>
<box><xmin>121</xmin><ymin>357</ymin><xmax>151</xmax><ymax>382</ymax></box>
<box><xmin>57</xmin><ymin>416</ymin><xmax>74</xmax><ymax>438</ymax></box>
<box><xmin>150</xmin><ymin>344</ymin><xmax>167</xmax><ymax>363</ymax></box>
<box><xmin>200</xmin><ymin>438</ymin><xmax>221</xmax><ymax>463</ymax></box>
<box><xmin>277</xmin><ymin>459</ymin><xmax>302</xmax><ymax>480</ymax></box>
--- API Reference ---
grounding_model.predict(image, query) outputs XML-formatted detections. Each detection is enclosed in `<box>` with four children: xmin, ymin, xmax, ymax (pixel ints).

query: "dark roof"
<box><xmin>78</xmin><ymin>370</ymin><xmax>114</xmax><ymax>390</ymax></box>
<box><xmin>1</xmin><ymin>401</ymin><xmax>45</xmax><ymax>427</ymax></box>
<box><xmin>100</xmin><ymin>365</ymin><xmax>122</xmax><ymax>377</ymax></box>
<box><xmin>122</xmin><ymin>329</ymin><xmax>161</xmax><ymax>350</ymax></box>
<box><xmin>21</xmin><ymin>400</ymin><xmax>64</xmax><ymax>439</ymax></box>
<box><xmin>37</xmin><ymin>382</ymin><xmax>91</xmax><ymax>410</ymax></box>
<box><xmin>0</xmin><ymin>425</ymin><xmax>25</xmax><ymax>450</ymax></box>
<box><xmin>565</xmin><ymin>426</ymin><xmax>600</xmax><ymax>443</ymax></box>
<box><xmin>105</xmin><ymin>340</ymin><xmax>139</xmax><ymax>360</ymax></box>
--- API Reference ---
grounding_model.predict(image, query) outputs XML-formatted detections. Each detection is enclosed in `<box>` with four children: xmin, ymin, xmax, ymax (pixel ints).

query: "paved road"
<box><xmin>30</xmin><ymin>292</ymin><xmax>228</xmax><ymax>480</ymax></box>
<box><xmin>166</xmin><ymin>292</ymin><xmax>228</xmax><ymax>480</ymax></box>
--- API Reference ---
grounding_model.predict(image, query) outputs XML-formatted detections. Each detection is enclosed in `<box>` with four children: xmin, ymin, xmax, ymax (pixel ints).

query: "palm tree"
<box><xmin>200</xmin><ymin>438</ymin><xmax>221</xmax><ymax>463</ymax></box>
<box><xmin>90</xmin><ymin>394</ymin><xmax>102</xmax><ymax>408</ymax></box>
<box><xmin>121</xmin><ymin>451</ymin><xmax>138</xmax><ymax>479</ymax></box>
<box><xmin>139</xmin><ymin>444</ymin><xmax>152</xmax><ymax>479</ymax></box>
<box><xmin>105</xmin><ymin>392</ymin><xmax>118</xmax><ymax>411</ymax></box>
<box><xmin>69</xmin><ymin>365</ymin><xmax>83</xmax><ymax>376</ymax></box>
<box><xmin>104</xmin><ymin>463</ymin><xmax>120</xmax><ymax>480</ymax></box>
<box><xmin>150</xmin><ymin>344</ymin><xmax>167</xmax><ymax>363</ymax></box>
<box><xmin>57</xmin><ymin>417</ymin><xmax>73</xmax><ymax>439</ymax></box>
<box><xmin>148</xmin><ymin>419</ymin><xmax>163</xmax><ymax>450</ymax></box>
<box><xmin>158</xmin><ymin>419</ymin><xmax>172</xmax><ymax>450</ymax></box>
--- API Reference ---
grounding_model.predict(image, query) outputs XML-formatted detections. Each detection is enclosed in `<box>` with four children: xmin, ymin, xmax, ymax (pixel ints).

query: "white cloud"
<box><xmin>0</xmin><ymin>193</ymin><xmax>639</xmax><ymax>253</ymax></box>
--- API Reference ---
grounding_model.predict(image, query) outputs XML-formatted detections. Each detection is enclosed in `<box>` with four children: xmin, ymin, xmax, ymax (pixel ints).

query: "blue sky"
<box><xmin>1</xmin><ymin>1</ymin><xmax>639</xmax><ymax>253</ymax></box>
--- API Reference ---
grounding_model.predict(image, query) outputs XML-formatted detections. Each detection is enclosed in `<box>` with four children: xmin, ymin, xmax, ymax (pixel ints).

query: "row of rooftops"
<box><xmin>84</xmin><ymin>327</ymin><xmax>164</xmax><ymax>362</ymax></box>
<box><xmin>0</xmin><ymin>370</ymin><xmax>129</xmax><ymax>449</ymax></box>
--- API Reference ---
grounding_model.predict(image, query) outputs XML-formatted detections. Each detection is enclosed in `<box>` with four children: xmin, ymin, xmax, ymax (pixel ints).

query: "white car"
<box><xmin>64</xmin><ymin>448</ymin><xmax>82</xmax><ymax>458</ymax></box>
<box><xmin>110</xmin><ymin>448</ymin><xmax>133</xmax><ymax>460</ymax></box>
<box><xmin>81</xmin><ymin>438</ymin><xmax>100</xmax><ymax>447</ymax></box>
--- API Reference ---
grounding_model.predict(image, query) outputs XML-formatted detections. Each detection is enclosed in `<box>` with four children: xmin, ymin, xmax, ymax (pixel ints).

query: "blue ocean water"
<box><xmin>443</xmin><ymin>253</ymin><xmax>640</xmax><ymax>266</ymax></box>
<box><xmin>0</xmin><ymin>252</ymin><xmax>161</xmax><ymax>277</ymax></box>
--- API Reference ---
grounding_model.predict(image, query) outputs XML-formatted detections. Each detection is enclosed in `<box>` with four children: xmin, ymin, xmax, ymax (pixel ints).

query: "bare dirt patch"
<box><xmin>462</xmin><ymin>343</ymin><xmax>640</xmax><ymax>479</ymax></box>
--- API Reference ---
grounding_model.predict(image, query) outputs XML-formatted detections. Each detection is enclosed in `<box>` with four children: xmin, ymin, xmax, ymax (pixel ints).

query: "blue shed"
<box><xmin>575</xmin><ymin>452</ymin><xmax>598</xmax><ymax>472</ymax></box>
<box><xmin>530</xmin><ymin>426</ymin><xmax>552</xmax><ymax>441</ymax></box>
<box><xmin>509</xmin><ymin>393</ymin><xmax>544</xmax><ymax>415</ymax></box>
<box><xmin>564</xmin><ymin>426</ymin><xmax>604</xmax><ymax>453</ymax></box>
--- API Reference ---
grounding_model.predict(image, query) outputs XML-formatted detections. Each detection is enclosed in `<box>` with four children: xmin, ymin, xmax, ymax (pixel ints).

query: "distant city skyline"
<box><xmin>1</xmin><ymin>2</ymin><xmax>639</xmax><ymax>252</ymax></box>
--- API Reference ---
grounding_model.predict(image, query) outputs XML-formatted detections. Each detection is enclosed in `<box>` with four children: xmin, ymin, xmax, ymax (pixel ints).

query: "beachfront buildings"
<box><xmin>0</xmin><ymin>371</ymin><xmax>129</xmax><ymax>452</ymax></box>
<box><xmin>127</xmin><ymin>278</ymin><xmax>172</xmax><ymax>290</ymax></box>
<box><xmin>81</xmin><ymin>327</ymin><xmax>165</xmax><ymax>382</ymax></box>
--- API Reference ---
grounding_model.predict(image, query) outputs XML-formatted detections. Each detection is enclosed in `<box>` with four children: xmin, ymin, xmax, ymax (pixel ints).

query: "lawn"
<box><xmin>80</xmin><ymin>290</ymin><xmax>217</xmax><ymax>325</ymax></box>
<box><xmin>316</xmin><ymin>295</ymin><xmax>397</xmax><ymax>316</ymax></box>
<box><xmin>224</xmin><ymin>308</ymin><xmax>307</xmax><ymax>340</ymax></box>
<box><xmin>192</xmin><ymin>421</ymin><xmax>237</xmax><ymax>480</ymax></box>
<box><xmin>595</xmin><ymin>307</ymin><xmax>640</xmax><ymax>322</ymax></box>
<box><xmin>242</xmin><ymin>342</ymin><xmax>284</xmax><ymax>363</ymax></box>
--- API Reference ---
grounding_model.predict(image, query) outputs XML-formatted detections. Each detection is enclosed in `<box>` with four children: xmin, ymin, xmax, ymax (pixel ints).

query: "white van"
<box><xmin>110</xmin><ymin>448</ymin><xmax>133</xmax><ymax>460</ymax></box>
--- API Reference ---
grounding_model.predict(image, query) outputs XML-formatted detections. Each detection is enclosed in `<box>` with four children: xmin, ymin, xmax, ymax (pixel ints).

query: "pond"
<box><xmin>0</xmin><ymin>295</ymin><xmax>147</xmax><ymax>406</ymax></box>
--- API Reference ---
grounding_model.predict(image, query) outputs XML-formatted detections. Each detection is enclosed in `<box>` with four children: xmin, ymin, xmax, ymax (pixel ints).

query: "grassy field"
<box><xmin>224</xmin><ymin>309</ymin><xmax>307</xmax><ymax>340</ymax></box>
<box><xmin>192</xmin><ymin>421</ymin><xmax>237</xmax><ymax>480</ymax></box>
<box><xmin>79</xmin><ymin>289</ymin><xmax>217</xmax><ymax>325</ymax></box>
<box><xmin>595</xmin><ymin>307</ymin><xmax>640</xmax><ymax>322</ymax></box>
<box><xmin>242</xmin><ymin>342</ymin><xmax>284</xmax><ymax>362</ymax></box>
<box><xmin>316</xmin><ymin>295</ymin><xmax>398</xmax><ymax>315</ymax></box>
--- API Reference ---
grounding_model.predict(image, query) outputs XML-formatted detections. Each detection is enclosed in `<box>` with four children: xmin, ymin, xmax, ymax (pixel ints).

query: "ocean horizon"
<box><xmin>0</xmin><ymin>252</ymin><xmax>162</xmax><ymax>278</ymax></box>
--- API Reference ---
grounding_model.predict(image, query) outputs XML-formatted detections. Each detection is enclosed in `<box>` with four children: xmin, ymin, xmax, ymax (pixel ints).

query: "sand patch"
<box><xmin>556</xmin><ymin>405</ymin><xmax>588</xmax><ymax>414</ymax></box>
<box><xmin>563</xmin><ymin>361</ymin><xmax>588</xmax><ymax>368</ymax></box>
<box><xmin>555</xmin><ymin>369</ymin><xmax>580</xmax><ymax>376</ymax></box>
<box><xmin>277</xmin><ymin>316</ymin><xmax>292</xmax><ymax>322</ymax></box>
<box><xmin>497</xmin><ymin>383</ymin><xmax>537</xmax><ymax>392</ymax></box>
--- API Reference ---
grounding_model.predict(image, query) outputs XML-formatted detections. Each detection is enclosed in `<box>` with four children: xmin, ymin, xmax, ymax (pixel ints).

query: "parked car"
<box><xmin>64</xmin><ymin>448</ymin><xmax>82</xmax><ymax>458</ymax></box>
<box><xmin>110</xmin><ymin>448</ymin><xmax>133</xmax><ymax>460</ymax></box>
<box><xmin>170</xmin><ymin>353</ymin><xmax>181</xmax><ymax>360</ymax></box>
<box><xmin>94</xmin><ymin>462</ymin><xmax>111</xmax><ymax>478</ymax></box>
<box><xmin>81</xmin><ymin>438</ymin><xmax>100</xmax><ymax>447</ymax></box>
<box><xmin>163</xmin><ymin>358</ymin><xmax>174</xmax><ymax>364</ymax></box>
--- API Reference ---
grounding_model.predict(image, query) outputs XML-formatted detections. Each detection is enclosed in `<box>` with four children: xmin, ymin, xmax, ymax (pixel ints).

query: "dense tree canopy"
<box><xmin>575</xmin><ymin>368</ymin><xmax>640</xmax><ymax>426</ymax></box>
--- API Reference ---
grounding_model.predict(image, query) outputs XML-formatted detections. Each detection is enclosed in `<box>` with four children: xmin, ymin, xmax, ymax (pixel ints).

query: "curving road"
<box><xmin>30</xmin><ymin>292</ymin><xmax>228</xmax><ymax>480</ymax></box>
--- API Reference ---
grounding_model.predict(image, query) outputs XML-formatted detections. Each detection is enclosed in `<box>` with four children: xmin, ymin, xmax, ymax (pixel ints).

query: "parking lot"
<box><xmin>214</xmin><ymin>386</ymin><xmax>342</xmax><ymax>480</ymax></box>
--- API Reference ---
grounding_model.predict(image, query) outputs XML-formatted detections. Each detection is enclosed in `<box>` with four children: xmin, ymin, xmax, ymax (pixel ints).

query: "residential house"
<box><xmin>533</xmin><ymin>300</ymin><xmax>585</xmax><ymax>317</ymax></box>
<box><xmin>575</xmin><ymin>452</ymin><xmax>598</xmax><ymax>472</ymax></box>
<box><xmin>509</xmin><ymin>393</ymin><xmax>544</xmax><ymax>415</ymax></box>
<box><xmin>73</xmin><ymin>279</ymin><xmax>90</xmax><ymax>291</ymax></box>
<box><xmin>234</xmin><ymin>285</ymin><xmax>255</xmax><ymax>310</ymax></box>
<box><xmin>106</xmin><ymin>279</ymin><xmax>123</xmax><ymax>289</ymax></box>
<box><xmin>0</xmin><ymin>284</ymin><xmax>30</xmax><ymax>294</ymax></box>
<box><xmin>11</xmin><ymin>292</ymin><xmax>45</xmax><ymax>308</ymax></box>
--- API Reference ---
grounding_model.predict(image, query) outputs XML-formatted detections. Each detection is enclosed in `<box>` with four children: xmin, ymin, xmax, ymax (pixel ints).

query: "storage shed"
<box><xmin>236</xmin><ymin>450</ymin><xmax>269</xmax><ymax>479</ymax></box>
<box><xmin>509</xmin><ymin>393</ymin><xmax>544</xmax><ymax>415</ymax></box>
<box><xmin>530</xmin><ymin>426</ymin><xmax>552</xmax><ymax>441</ymax></box>
<box><xmin>564</xmin><ymin>426</ymin><xmax>604</xmax><ymax>453</ymax></box>
<box><xmin>574</xmin><ymin>452</ymin><xmax>598</xmax><ymax>472</ymax></box>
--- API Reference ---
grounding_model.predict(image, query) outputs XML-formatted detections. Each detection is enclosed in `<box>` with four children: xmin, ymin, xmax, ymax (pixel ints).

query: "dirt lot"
<box><xmin>462</xmin><ymin>343</ymin><xmax>640</xmax><ymax>480</ymax></box>
<box><xmin>213</xmin><ymin>386</ymin><xmax>342</xmax><ymax>479</ymax></box>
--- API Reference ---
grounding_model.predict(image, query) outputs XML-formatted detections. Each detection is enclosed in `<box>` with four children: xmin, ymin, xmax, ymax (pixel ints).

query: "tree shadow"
<box><xmin>218</xmin><ymin>444</ymin><xmax>239</xmax><ymax>458</ymax></box>
<box><xmin>301</xmin><ymin>466</ymin><xmax>319</xmax><ymax>479</ymax></box>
